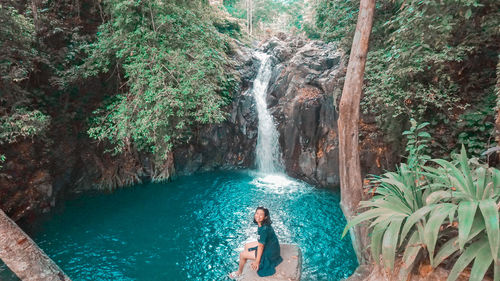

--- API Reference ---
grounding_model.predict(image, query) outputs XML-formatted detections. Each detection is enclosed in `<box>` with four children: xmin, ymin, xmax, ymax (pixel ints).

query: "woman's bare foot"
<box><xmin>228</xmin><ymin>271</ymin><xmax>241</xmax><ymax>279</ymax></box>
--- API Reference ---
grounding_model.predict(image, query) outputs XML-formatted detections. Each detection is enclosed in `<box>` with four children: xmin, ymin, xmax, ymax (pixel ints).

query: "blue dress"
<box><xmin>250</xmin><ymin>224</ymin><xmax>283</xmax><ymax>277</ymax></box>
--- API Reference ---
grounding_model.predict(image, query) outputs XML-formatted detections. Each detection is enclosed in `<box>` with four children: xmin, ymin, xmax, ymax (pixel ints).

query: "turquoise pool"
<box><xmin>1</xmin><ymin>170</ymin><xmax>358</xmax><ymax>280</ymax></box>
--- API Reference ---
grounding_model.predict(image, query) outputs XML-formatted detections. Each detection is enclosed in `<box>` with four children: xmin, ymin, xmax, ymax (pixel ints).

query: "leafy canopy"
<box><xmin>313</xmin><ymin>0</ymin><xmax>499</xmax><ymax>157</ymax></box>
<box><xmin>79</xmin><ymin>0</ymin><xmax>237</xmax><ymax>160</ymax></box>
<box><xmin>0</xmin><ymin>5</ymin><xmax>51</xmax><ymax>162</ymax></box>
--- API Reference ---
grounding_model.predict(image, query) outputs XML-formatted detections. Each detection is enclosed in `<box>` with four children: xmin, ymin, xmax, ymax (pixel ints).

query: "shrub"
<box><xmin>343</xmin><ymin>122</ymin><xmax>500</xmax><ymax>281</ymax></box>
<box><xmin>79</xmin><ymin>0</ymin><xmax>237</xmax><ymax>161</ymax></box>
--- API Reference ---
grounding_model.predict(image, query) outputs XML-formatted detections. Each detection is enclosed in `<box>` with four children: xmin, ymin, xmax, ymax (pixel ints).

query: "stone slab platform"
<box><xmin>240</xmin><ymin>244</ymin><xmax>302</xmax><ymax>281</ymax></box>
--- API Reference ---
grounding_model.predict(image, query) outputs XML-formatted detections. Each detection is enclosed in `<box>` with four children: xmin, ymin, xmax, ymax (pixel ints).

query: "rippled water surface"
<box><xmin>1</xmin><ymin>170</ymin><xmax>357</xmax><ymax>280</ymax></box>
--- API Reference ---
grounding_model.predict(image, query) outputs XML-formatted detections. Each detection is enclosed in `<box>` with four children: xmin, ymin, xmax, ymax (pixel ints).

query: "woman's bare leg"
<box><xmin>237</xmin><ymin>241</ymin><xmax>259</xmax><ymax>274</ymax></box>
<box><xmin>244</xmin><ymin>241</ymin><xmax>258</xmax><ymax>251</ymax></box>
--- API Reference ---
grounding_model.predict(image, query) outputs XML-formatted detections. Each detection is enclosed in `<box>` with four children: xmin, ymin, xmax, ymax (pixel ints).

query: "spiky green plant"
<box><xmin>343</xmin><ymin>122</ymin><xmax>500</xmax><ymax>281</ymax></box>
<box><xmin>342</xmin><ymin>120</ymin><xmax>434</xmax><ymax>272</ymax></box>
<box><xmin>423</xmin><ymin>146</ymin><xmax>500</xmax><ymax>281</ymax></box>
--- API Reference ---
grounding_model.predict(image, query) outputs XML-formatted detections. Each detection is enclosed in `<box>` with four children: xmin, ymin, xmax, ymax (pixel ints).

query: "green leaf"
<box><xmin>436</xmin><ymin>216</ymin><xmax>485</xmax><ymax>268</ymax></box>
<box><xmin>433</xmin><ymin>159</ymin><xmax>469</xmax><ymax>195</ymax></box>
<box><xmin>425</xmin><ymin>204</ymin><xmax>457</xmax><ymax>266</ymax></box>
<box><xmin>400</xmin><ymin>205</ymin><xmax>434</xmax><ymax>246</ymax></box>
<box><xmin>465</xmin><ymin>8</ymin><xmax>472</xmax><ymax>19</ymax></box>
<box><xmin>476</xmin><ymin>167</ymin><xmax>487</xmax><ymax>198</ymax></box>
<box><xmin>425</xmin><ymin>190</ymin><xmax>457</xmax><ymax>204</ymax></box>
<box><xmin>342</xmin><ymin>208</ymin><xmax>391</xmax><ymax>238</ymax></box>
<box><xmin>382</xmin><ymin>217</ymin><xmax>404</xmax><ymax>270</ymax></box>
<box><xmin>467</xmin><ymin>215</ymin><xmax>487</xmax><ymax>240</ymax></box>
<box><xmin>371</xmin><ymin>219</ymin><xmax>391</xmax><ymax>264</ymax></box>
<box><xmin>478</xmin><ymin>199</ymin><xmax>499</xmax><ymax>263</ymax></box>
<box><xmin>457</xmin><ymin>201</ymin><xmax>477</xmax><ymax>250</ymax></box>
<box><xmin>433</xmin><ymin>236</ymin><xmax>459</xmax><ymax>268</ymax></box>
<box><xmin>459</xmin><ymin>145</ymin><xmax>476</xmax><ymax>198</ymax></box>
<box><xmin>416</xmin><ymin>122</ymin><xmax>430</xmax><ymax>130</ymax></box>
<box><xmin>494</xmin><ymin>262</ymin><xmax>499</xmax><ymax>281</ymax></box>
<box><xmin>402</xmin><ymin>231</ymin><xmax>422</xmax><ymax>269</ymax></box>
<box><xmin>482</xmin><ymin>182</ymin><xmax>494</xmax><ymax>200</ymax></box>
<box><xmin>417</xmin><ymin>132</ymin><xmax>431</xmax><ymax>138</ymax></box>
<box><xmin>447</xmin><ymin>237</ymin><xmax>488</xmax><ymax>281</ymax></box>
<box><xmin>469</xmin><ymin>240</ymin><xmax>493</xmax><ymax>281</ymax></box>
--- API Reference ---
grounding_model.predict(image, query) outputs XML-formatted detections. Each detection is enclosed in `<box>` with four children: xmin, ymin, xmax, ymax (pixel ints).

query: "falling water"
<box><xmin>252</xmin><ymin>52</ymin><xmax>283</xmax><ymax>174</ymax></box>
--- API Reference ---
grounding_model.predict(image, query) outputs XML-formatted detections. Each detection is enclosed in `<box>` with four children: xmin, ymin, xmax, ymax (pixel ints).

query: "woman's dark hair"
<box><xmin>253</xmin><ymin>206</ymin><xmax>272</xmax><ymax>225</ymax></box>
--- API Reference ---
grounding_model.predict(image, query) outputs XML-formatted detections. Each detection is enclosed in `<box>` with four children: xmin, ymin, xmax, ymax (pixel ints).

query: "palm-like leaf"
<box><xmin>434</xmin><ymin>217</ymin><xmax>486</xmax><ymax>268</ymax></box>
<box><xmin>343</xmin><ymin>163</ymin><xmax>429</xmax><ymax>271</ymax></box>
<box><xmin>425</xmin><ymin>204</ymin><xmax>457</xmax><ymax>266</ymax></box>
<box><xmin>343</xmin><ymin>141</ymin><xmax>500</xmax><ymax>281</ymax></box>
<box><xmin>457</xmin><ymin>201</ymin><xmax>477</xmax><ymax>250</ymax></box>
<box><xmin>425</xmin><ymin>146</ymin><xmax>500</xmax><ymax>280</ymax></box>
<box><xmin>447</xmin><ymin>237</ymin><xmax>490</xmax><ymax>281</ymax></box>
<box><xmin>478</xmin><ymin>199</ymin><xmax>499</xmax><ymax>263</ymax></box>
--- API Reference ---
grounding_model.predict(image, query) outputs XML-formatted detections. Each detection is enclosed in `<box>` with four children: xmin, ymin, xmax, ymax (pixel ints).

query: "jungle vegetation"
<box><xmin>0</xmin><ymin>0</ymin><xmax>240</xmax><ymax>173</ymax></box>
<box><xmin>313</xmin><ymin>0</ymin><xmax>500</xmax><ymax>159</ymax></box>
<box><xmin>0</xmin><ymin>0</ymin><xmax>499</xmax><ymax>279</ymax></box>
<box><xmin>344</xmin><ymin>121</ymin><xmax>500</xmax><ymax>281</ymax></box>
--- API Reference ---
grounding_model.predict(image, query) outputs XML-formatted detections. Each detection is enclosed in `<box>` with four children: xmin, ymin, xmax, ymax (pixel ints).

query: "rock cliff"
<box><xmin>258</xmin><ymin>34</ymin><xmax>398</xmax><ymax>187</ymax></box>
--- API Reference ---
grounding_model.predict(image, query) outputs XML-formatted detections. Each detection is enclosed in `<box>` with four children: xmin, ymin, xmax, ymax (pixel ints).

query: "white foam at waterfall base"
<box><xmin>250</xmin><ymin>173</ymin><xmax>307</xmax><ymax>195</ymax></box>
<box><xmin>252</xmin><ymin>52</ymin><xmax>284</xmax><ymax>174</ymax></box>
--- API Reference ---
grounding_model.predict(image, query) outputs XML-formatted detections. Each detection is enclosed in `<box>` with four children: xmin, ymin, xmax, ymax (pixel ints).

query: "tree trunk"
<box><xmin>495</xmin><ymin>57</ymin><xmax>500</xmax><ymax>162</ymax></box>
<box><xmin>0</xmin><ymin>209</ymin><xmax>71</xmax><ymax>281</ymax></box>
<box><xmin>31</xmin><ymin>0</ymin><xmax>40</xmax><ymax>33</ymax></box>
<box><xmin>246</xmin><ymin>0</ymin><xmax>253</xmax><ymax>35</ymax></box>
<box><xmin>337</xmin><ymin>0</ymin><xmax>376</xmax><ymax>264</ymax></box>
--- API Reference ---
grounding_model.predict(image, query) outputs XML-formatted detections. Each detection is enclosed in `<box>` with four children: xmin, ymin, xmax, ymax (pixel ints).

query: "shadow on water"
<box><xmin>1</xmin><ymin>170</ymin><xmax>357</xmax><ymax>281</ymax></box>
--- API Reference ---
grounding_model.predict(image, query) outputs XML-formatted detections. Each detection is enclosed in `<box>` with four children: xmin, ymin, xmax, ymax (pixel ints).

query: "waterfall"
<box><xmin>252</xmin><ymin>52</ymin><xmax>283</xmax><ymax>174</ymax></box>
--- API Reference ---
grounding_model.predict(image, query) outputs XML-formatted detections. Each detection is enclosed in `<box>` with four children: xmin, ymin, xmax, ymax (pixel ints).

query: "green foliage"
<box><xmin>314</xmin><ymin>0</ymin><xmax>358</xmax><ymax>50</ymax></box>
<box><xmin>344</xmin><ymin>125</ymin><xmax>500</xmax><ymax>281</ymax></box>
<box><xmin>403</xmin><ymin>119</ymin><xmax>431</xmax><ymax>170</ymax></box>
<box><xmin>223</xmin><ymin>0</ymin><xmax>247</xmax><ymax>20</ymax></box>
<box><xmin>0</xmin><ymin>107</ymin><xmax>50</xmax><ymax>145</ymax></box>
<box><xmin>79</xmin><ymin>0</ymin><xmax>237</xmax><ymax>159</ymax></box>
<box><xmin>456</xmin><ymin>92</ymin><xmax>496</xmax><ymax>156</ymax></box>
<box><xmin>223</xmin><ymin>0</ymin><xmax>308</xmax><ymax>34</ymax></box>
<box><xmin>0</xmin><ymin>154</ymin><xmax>5</xmax><ymax>168</ymax></box>
<box><xmin>343</xmin><ymin>120</ymin><xmax>433</xmax><ymax>272</ymax></box>
<box><xmin>0</xmin><ymin>5</ymin><xmax>51</xmax><ymax>146</ymax></box>
<box><xmin>314</xmin><ymin>0</ymin><xmax>500</xmax><ymax>158</ymax></box>
<box><xmin>0</xmin><ymin>5</ymin><xmax>37</xmax><ymax>98</ymax></box>
<box><xmin>213</xmin><ymin>18</ymin><xmax>242</xmax><ymax>38</ymax></box>
<box><xmin>423</xmin><ymin>147</ymin><xmax>500</xmax><ymax>281</ymax></box>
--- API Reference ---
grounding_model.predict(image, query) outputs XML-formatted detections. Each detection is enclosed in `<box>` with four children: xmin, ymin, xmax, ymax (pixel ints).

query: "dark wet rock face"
<box><xmin>257</xmin><ymin>34</ymin><xmax>397</xmax><ymax>187</ymax></box>
<box><xmin>173</xmin><ymin>42</ymin><xmax>260</xmax><ymax>175</ymax></box>
<box><xmin>175</xmin><ymin>34</ymin><xmax>396</xmax><ymax>188</ymax></box>
<box><xmin>0</xmin><ymin>141</ymin><xmax>53</xmax><ymax>222</ymax></box>
<box><xmin>258</xmin><ymin>35</ymin><xmax>345</xmax><ymax>187</ymax></box>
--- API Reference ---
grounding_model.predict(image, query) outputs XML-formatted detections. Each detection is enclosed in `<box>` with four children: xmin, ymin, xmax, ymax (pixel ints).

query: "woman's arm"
<box><xmin>251</xmin><ymin>243</ymin><xmax>264</xmax><ymax>270</ymax></box>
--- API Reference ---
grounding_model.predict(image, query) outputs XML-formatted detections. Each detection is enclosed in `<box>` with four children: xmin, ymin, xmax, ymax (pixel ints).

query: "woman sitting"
<box><xmin>229</xmin><ymin>207</ymin><xmax>283</xmax><ymax>279</ymax></box>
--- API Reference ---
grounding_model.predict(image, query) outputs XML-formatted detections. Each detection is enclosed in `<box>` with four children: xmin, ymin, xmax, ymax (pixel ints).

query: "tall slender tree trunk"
<box><xmin>246</xmin><ymin>0</ymin><xmax>253</xmax><ymax>35</ymax></box>
<box><xmin>31</xmin><ymin>0</ymin><xmax>40</xmax><ymax>33</ymax></box>
<box><xmin>0</xmin><ymin>209</ymin><xmax>71</xmax><ymax>281</ymax></box>
<box><xmin>495</xmin><ymin>57</ymin><xmax>500</xmax><ymax>162</ymax></box>
<box><xmin>337</xmin><ymin>0</ymin><xmax>376</xmax><ymax>264</ymax></box>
